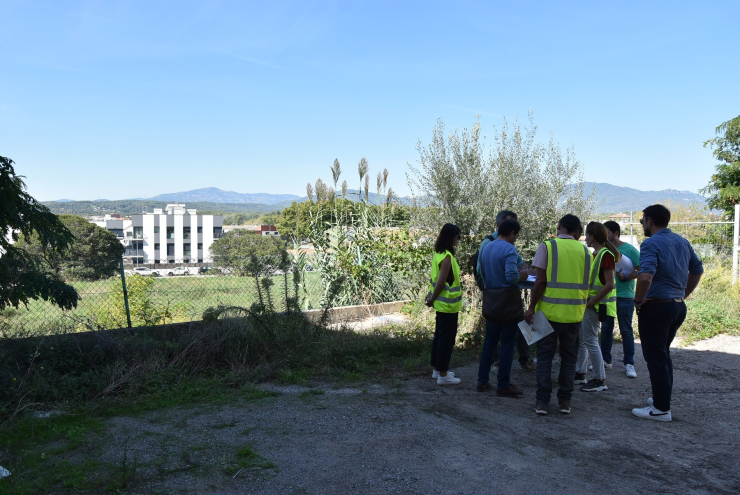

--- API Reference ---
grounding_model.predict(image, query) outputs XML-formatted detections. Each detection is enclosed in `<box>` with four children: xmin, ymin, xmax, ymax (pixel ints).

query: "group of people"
<box><xmin>425</xmin><ymin>204</ymin><xmax>704</xmax><ymax>421</ymax></box>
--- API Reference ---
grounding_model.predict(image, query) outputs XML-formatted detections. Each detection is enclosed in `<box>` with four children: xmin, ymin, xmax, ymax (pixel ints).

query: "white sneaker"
<box><xmin>437</xmin><ymin>374</ymin><xmax>461</xmax><ymax>385</ymax></box>
<box><xmin>432</xmin><ymin>370</ymin><xmax>455</xmax><ymax>379</ymax></box>
<box><xmin>625</xmin><ymin>364</ymin><xmax>637</xmax><ymax>378</ymax></box>
<box><xmin>604</xmin><ymin>362</ymin><xmax>613</xmax><ymax>370</ymax></box>
<box><xmin>632</xmin><ymin>405</ymin><xmax>671</xmax><ymax>422</ymax></box>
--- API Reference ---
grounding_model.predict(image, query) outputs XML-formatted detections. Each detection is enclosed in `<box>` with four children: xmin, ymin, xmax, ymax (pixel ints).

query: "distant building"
<box><xmin>92</xmin><ymin>204</ymin><xmax>224</xmax><ymax>264</ymax></box>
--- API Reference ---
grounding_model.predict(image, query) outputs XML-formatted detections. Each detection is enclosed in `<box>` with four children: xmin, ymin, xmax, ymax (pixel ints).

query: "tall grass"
<box><xmin>680</xmin><ymin>260</ymin><xmax>740</xmax><ymax>344</ymax></box>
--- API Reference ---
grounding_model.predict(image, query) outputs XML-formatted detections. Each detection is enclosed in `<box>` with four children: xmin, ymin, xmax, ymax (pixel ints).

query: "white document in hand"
<box><xmin>518</xmin><ymin>311</ymin><xmax>555</xmax><ymax>345</ymax></box>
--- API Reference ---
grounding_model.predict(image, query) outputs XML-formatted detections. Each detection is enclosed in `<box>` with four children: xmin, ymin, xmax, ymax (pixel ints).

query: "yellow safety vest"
<box><xmin>535</xmin><ymin>238</ymin><xmax>591</xmax><ymax>323</ymax></box>
<box><xmin>589</xmin><ymin>247</ymin><xmax>617</xmax><ymax>317</ymax></box>
<box><xmin>429</xmin><ymin>250</ymin><xmax>462</xmax><ymax>313</ymax></box>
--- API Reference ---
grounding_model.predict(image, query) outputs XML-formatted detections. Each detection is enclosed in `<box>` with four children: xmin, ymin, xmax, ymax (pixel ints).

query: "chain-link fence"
<box><xmin>619</xmin><ymin>221</ymin><xmax>735</xmax><ymax>259</ymax></box>
<box><xmin>0</xmin><ymin>255</ymin><xmax>417</xmax><ymax>339</ymax></box>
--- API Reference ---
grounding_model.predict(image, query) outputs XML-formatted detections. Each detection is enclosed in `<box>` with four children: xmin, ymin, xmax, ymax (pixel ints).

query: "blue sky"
<box><xmin>1</xmin><ymin>1</ymin><xmax>738</xmax><ymax>201</ymax></box>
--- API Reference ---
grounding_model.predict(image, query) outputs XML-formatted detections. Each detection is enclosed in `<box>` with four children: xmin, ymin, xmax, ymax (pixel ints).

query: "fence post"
<box><xmin>119</xmin><ymin>256</ymin><xmax>133</xmax><ymax>329</ymax></box>
<box><xmin>733</xmin><ymin>204</ymin><xmax>739</xmax><ymax>286</ymax></box>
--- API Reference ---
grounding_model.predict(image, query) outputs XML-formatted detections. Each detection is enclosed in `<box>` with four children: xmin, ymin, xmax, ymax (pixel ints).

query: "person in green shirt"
<box><xmin>602</xmin><ymin>221</ymin><xmax>641</xmax><ymax>378</ymax></box>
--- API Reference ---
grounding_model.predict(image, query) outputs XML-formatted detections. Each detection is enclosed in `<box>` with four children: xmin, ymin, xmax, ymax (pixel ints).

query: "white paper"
<box><xmin>518</xmin><ymin>311</ymin><xmax>555</xmax><ymax>345</ymax></box>
<box><xmin>526</xmin><ymin>275</ymin><xmax>537</xmax><ymax>282</ymax></box>
<box><xmin>615</xmin><ymin>254</ymin><xmax>634</xmax><ymax>275</ymax></box>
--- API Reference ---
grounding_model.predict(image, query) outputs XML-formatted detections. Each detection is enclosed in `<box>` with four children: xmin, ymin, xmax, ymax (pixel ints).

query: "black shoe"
<box><xmin>558</xmin><ymin>400</ymin><xmax>571</xmax><ymax>414</ymax></box>
<box><xmin>496</xmin><ymin>384</ymin><xmax>524</xmax><ymax>398</ymax></box>
<box><xmin>476</xmin><ymin>382</ymin><xmax>493</xmax><ymax>392</ymax></box>
<box><xmin>534</xmin><ymin>402</ymin><xmax>548</xmax><ymax>415</ymax></box>
<box><xmin>574</xmin><ymin>372</ymin><xmax>587</xmax><ymax>385</ymax></box>
<box><xmin>580</xmin><ymin>379</ymin><xmax>607</xmax><ymax>392</ymax></box>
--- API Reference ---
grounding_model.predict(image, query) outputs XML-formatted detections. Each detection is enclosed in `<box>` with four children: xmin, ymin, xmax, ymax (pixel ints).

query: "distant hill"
<box><xmin>584</xmin><ymin>182</ymin><xmax>708</xmax><ymax>213</ymax></box>
<box><xmin>44</xmin><ymin>183</ymin><xmax>709</xmax><ymax>217</ymax></box>
<box><xmin>42</xmin><ymin>200</ymin><xmax>280</xmax><ymax>217</ymax></box>
<box><xmin>149</xmin><ymin>187</ymin><xmax>300</xmax><ymax>205</ymax></box>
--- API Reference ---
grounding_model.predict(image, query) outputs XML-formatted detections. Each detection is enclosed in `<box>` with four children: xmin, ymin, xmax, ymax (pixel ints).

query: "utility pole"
<box><xmin>733</xmin><ymin>204</ymin><xmax>739</xmax><ymax>285</ymax></box>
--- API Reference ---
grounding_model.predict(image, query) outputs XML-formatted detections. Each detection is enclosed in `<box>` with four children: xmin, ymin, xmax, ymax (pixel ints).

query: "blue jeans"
<box><xmin>535</xmin><ymin>320</ymin><xmax>580</xmax><ymax>405</ymax></box>
<box><xmin>477</xmin><ymin>319</ymin><xmax>518</xmax><ymax>389</ymax></box>
<box><xmin>600</xmin><ymin>298</ymin><xmax>636</xmax><ymax>365</ymax></box>
<box><xmin>638</xmin><ymin>301</ymin><xmax>687</xmax><ymax>412</ymax></box>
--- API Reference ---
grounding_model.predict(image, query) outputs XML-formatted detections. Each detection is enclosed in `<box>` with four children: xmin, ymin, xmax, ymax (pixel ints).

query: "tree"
<box><xmin>16</xmin><ymin>214</ymin><xmax>124</xmax><ymax>281</ymax></box>
<box><xmin>210</xmin><ymin>229</ymin><xmax>285</xmax><ymax>276</ymax></box>
<box><xmin>0</xmin><ymin>156</ymin><xmax>79</xmax><ymax>310</ymax></box>
<box><xmin>701</xmin><ymin>115</ymin><xmax>740</xmax><ymax>217</ymax></box>
<box><xmin>407</xmin><ymin>112</ymin><xmax>594</xmax><ymax>267</ymax></box>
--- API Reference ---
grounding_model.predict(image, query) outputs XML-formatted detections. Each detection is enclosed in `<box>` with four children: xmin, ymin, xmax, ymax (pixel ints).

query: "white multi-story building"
<box><xmin>93</xmin><ymin>204</ymin><xmax>224</xmax><ymax>265</ymax></box>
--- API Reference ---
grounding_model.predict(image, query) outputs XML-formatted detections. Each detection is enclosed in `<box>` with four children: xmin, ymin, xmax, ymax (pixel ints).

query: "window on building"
<box><xmin>214</xmin><ymin>227</ymin><xmax>222</xmax><ymax>237</ymax></box>
<box><xmin>184</xmin><ymin>243</ymin><xmax>191</xmax><ymax>256</ymax></box>
<box><xmin>126</xmin><ymin>231</ymin><xmax>132</xmax><ymax>237</ymax></box>
<box><xmin>154</xmin><ymin>243</ymin><xmax>160</xmax><ymax>250</ymax></box>
<box><xmin>154</xmin><ymin>226</ymin><xmax>160</xmax><ymax>234</ymax></box>
<box><xmin>154</xmin><ymin>259</ymin><xmax>160</xmax><ymax>264</ymax></box>
<box><xmin>197</xmin><ymin>243</ymin><xmax>203</xmax><ymax>250</ymax></box>
<box><xmin>167</xmin><ymin>245</ymin><xmax>175</xmax><ymax>256</ymax></box>
<box><xmin>183</xmin><ymin>227</ymin><xmax>191</xmax><ymax>239</ymax></box>
<box><xmin>133</xmin><ymin>227</ymin><xmax>143</xmax><ymax>238</ymax></box>
<box><xmin>167</xmin><ymin>227</ymin><xmax>175</xmax><ymax>239</ymax></box>
<box><xmin>197</xmin><ymin>227</ymin><xmax>203</xmax><ymax>234</ymax></box>
<box><xmin>197</xmin><ymin>258</ymin><xmax>203</xmax><ymax>263</ymax></box>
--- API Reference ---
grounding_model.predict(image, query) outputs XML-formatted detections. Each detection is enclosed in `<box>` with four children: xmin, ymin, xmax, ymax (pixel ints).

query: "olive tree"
<box><xmin>407</xmin><ymin>112</ymin><xmax>594</xmax><ymax>267</ymax></box>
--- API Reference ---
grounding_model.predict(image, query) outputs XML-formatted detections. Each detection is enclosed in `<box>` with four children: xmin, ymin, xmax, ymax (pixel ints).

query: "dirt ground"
<box><xmin>66</xmin><ymin>333</ymin><xmax>740</xmax><ymax>494</ymax></box>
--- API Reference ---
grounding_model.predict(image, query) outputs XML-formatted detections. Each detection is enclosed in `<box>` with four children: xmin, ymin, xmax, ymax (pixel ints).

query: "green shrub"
<box><xmin>680</xmin><ymin>262</ymin><xmax>740</xmax><ymax>344</ymax></box>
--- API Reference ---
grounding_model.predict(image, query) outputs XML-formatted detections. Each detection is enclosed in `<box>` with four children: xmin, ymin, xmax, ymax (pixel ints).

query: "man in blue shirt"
<box><xmin>476</xmin><ymin>210</ymin><xmax>536</xmax><ymax>371</ymax></box>
<box><xmin>632</xmin><ymin>204</ymin><xmax>704</xmax><ymax>422</ymax></box>
<box><xmin>476</xmin><ymin>219</ymin><xmax>528</xmax><ymax>397</ymax></box>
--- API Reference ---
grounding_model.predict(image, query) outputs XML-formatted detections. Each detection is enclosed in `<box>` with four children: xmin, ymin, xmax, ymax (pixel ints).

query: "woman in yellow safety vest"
<box><xmin>576</xmin><ymin>221</ymin><xmax>622</xmax><ymax>393</ymax></box>
<box><xmin>425</xmin><ymin>223</ymin><xmax>463</xmax><ymax>385</ymax></box>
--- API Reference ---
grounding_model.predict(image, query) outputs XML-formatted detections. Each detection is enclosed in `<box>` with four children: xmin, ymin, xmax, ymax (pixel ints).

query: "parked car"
<box><xmin>198</xmin><ymin>266</ymin><xmax>218</xmax><ymax>275</ymax></box>
<box><xmin>166</xmin><ymin>266</ymin><xmax>191</xmax><ymax>277</ymax></box>
<box><xmin>126</xmin><ymin>267</ymin><xmax>157</xmax><ymax>277</ymax></box>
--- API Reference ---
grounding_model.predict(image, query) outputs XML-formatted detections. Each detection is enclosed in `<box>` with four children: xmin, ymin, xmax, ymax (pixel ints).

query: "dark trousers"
<box><xmin>431</xmin><ymin>311</ymin><xmax>458</xmax><ymax>373</ymax></box>
<box><xmin>491</xmin><ymin>330</ymin><xmax>531</xmax><ymax>364</ymax></box>
<box><xmin>638</xmin><ymin>301</ymin><xmax>687</xmax><ymax>412</ymax></box>
<box><xmin>535</xmin><ymin>320</ymin><xmax>580</xmax><ymax>404</ymax></box>
<box><xmin>600</xmin><ymin>298</ymin><xmax>636</xmax><ymax>365</ymax></box>
<box><xmin>477</xmin><ymin>319</ymin><xmax>518</xmax><ymax>388</ymax></box>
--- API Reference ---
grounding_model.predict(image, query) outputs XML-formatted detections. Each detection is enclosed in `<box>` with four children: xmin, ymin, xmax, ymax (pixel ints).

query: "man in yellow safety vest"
<box><xmin>524</xmin><ymin>214</ymin><xmax>591</xmax><ymax>416</ymax></box>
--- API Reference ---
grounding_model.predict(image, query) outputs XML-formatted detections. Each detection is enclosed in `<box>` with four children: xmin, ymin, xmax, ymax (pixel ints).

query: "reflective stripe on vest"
<box><xmin>589</xmin><ymin>247</ymin><xmax>618</xmax><ymax>317</ymax></box>
<box><xmin>429</xmin><ymin>250</ymin><xmax>462</xmax><ymax>313</ymax></box>
<box><xmin>535</xmin><ymin>238</ymin><xmax>591</xmax><ymax>323</ymax></box>
<box><xmin>429</xmin><ymin>278</ymin><xmax>462</xmax><ymax>293</ymax></box>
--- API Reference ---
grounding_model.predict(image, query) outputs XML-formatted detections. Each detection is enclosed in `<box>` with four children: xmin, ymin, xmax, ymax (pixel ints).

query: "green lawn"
<box><xmin>0</xmin><ymin>272</ymin><xmax>325</xmax><ymax>338</ymax></box>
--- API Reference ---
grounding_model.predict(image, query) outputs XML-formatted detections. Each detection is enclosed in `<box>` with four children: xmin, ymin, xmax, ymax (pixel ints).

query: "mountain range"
<box><xmin>582</xmin><ymin>182</ymin><xmax>708</xmax><ymax>212</ymax></box>
<box><xmin>47</xmin><ymin>183</ymin><xmax>709</xmax><ymax>216</ymax></box>
<box><xmin>145</xmin><ymin>187</ymin><xmax>301</xmax><ymax>205</ymax></box>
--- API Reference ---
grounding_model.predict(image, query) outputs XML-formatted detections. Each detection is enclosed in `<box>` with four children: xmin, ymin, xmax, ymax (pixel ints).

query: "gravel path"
<box><xmin>73</xmin><ymin>334</ymin><xmax>740</xmax><ymax>494</ymax></box>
